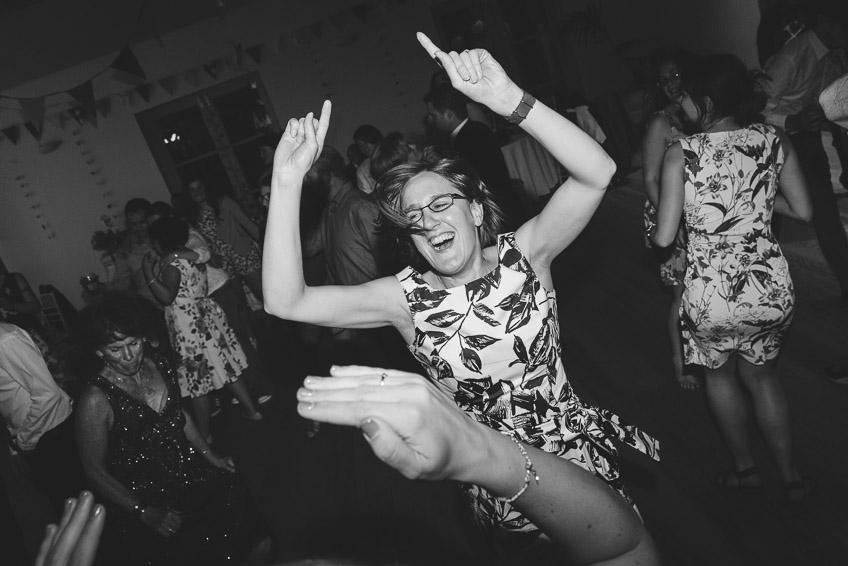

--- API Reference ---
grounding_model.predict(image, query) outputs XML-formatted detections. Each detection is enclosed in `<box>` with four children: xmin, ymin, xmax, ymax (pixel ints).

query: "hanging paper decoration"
<box><xmin>245</xmin><ymin>44</ymin><xmax>263</xmax><ymax>65</ymax></box>
<box><xmin>19</xmin><ymin>97</ymin><xmax>46</xmax><ymax>135</ymax></box>
<box><xmin>110</xmin><ymin>46</ymin><xmax>147</xmax><ymax>85</ymax></box>
<box><xmin>159</xmin><ymin>75</ymin><xmax>179</xmax><ymax>95</ymax></box>
<box><xmin>96</xmin><ymin>98</ymin><xmax>112</xmax><ymax>118</ymax></box>
<box><xmin>2</xmin><ymin>125</ymin><xmax>20</xmax><ymax>145</ymax></box>
<box><xmin>203</xmin><ymin>61</ymin><xmax>220</xmax><ymax>79</ymax></box>
<box><xmin>135</xmin><ymin>84</ymin><xmax>153</xmax><ymax>102</ymax></box>
<box><xmin>23</xmin><ymin>121</ymin><xmax>43</xmax><ymax>141</ymax></box>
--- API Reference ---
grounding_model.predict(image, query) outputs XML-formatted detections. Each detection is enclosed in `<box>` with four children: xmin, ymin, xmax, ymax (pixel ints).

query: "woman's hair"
<box><xmin>374</xmin><ymin>152</ymin><xmax>505</xmax><ymax>267</ymax></box>
<box><xmin>72</xmin><ymin>292</ymin><xmax>159</xmax><ymax>354</ymax></box>
<box><xmin>647</xmin><ymin>48</ymin><xmax>696</xmax><ymax>110</ymax></box>
<box><xmin>183</xmin><ymin>178</ymin><xmax>224</xmax><ymax>222</ymax></box>
<box><xmin>683</xmin><ymin>54</ymin><xmax>765</xmax><ymax>127</ymax></box>
<box><xmin>370</xmin><ymin>132</ymin><xmax>421</xmax><ymax>182</ymax></box>
<box><xmin>148</xmin><ymin>216</ymin><xmax>189</xmax><ymax>253</ymax></box>
<box><xmin>353</xmin><ymin>124</ymin><xmax>383</xmax><ymax>145</ymax></box>
<box><xmin>150</xmin><ymin>201</ymin><xmax>175</xmax><ymax>219</ymax></box>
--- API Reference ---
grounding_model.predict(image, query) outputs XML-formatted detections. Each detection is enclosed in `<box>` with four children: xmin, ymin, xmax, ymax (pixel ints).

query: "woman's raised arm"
<box><xmin>416</xmin><ymin>32</ymin><xmax>616</xmax><ymax>273</ymax></box>
<box><xmin>262</xmin><ymin>102</ymin><xmax>407</xmax><ymax>330</ymax></box>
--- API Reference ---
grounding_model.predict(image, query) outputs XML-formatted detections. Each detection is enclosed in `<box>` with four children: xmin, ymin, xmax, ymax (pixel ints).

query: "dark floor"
<box><xmin>4</xmin><ymin>148</ymin><xmax>848</xmax><ymax>565</ymax></box>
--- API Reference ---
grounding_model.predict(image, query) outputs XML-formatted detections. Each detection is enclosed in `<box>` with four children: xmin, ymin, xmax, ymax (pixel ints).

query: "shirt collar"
<box><xmin>450</xmin><ymin>118</ymin><xmax>469</xmax><ymax>142</ymax></box>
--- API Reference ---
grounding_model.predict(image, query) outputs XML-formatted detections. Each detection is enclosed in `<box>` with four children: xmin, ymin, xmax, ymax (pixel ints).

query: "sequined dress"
<box><xmin>396</xmin><ymin>233</ymin><xmax>660</xmax><ymax>535</ymax></box>
<box><xmin>88</xmin><ymin>355</ymin><xmax>263</xmax><ymax>566</ymax></box>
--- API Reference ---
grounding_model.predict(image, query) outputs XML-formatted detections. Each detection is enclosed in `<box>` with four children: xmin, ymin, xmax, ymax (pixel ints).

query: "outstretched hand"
<box><xmin>35</xmin><ymin>491</ymin><xmax>105</xmax><ymax>566</ymax></box>
<box><xmin>273</xmin><ymin>100</ymin><xmax>332</xmax><ymax>179</ymax></box>
<box><xmin>297</xmin><ymin>365</ymin><xmax>486</xmax><ymax>483</ymax></box>
<box><xmin>416</xmin><ymin>32</ymin><xmax>522</xmax><ymax>117</ymax></box>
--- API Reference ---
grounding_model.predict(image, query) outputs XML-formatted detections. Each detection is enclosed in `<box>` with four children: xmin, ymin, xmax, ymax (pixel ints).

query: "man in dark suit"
<box><xmin>424</xmin><ymin>83</ymin><xmax>524</xmax><ymax>229</ymax></box>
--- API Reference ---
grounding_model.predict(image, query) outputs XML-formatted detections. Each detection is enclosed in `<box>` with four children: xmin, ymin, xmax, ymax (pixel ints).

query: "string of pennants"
<box><xmin>0</xmin><ymin>0</ymin><xmax>410</xmax><ymax>146</ymax></box>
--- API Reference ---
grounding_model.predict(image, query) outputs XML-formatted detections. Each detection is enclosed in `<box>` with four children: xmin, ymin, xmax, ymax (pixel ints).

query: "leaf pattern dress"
<box><xmin>164</xmin><ymin>259</ymin><xmax>247</xmax><ymax>398</ymax></box>
<box><xmin>396</xmin><ymin>233</ymin><xmax>660</xmax><ymax>536</ymax></box>
<box><xmin>643</xmin><ymin>110</ymin><xmax>688</xmax><ymax>285</ymax></box>
<box><xmin>678</xmin><ymin>124</ymin><xmax>794</xmax><ymax>368</ymax></box>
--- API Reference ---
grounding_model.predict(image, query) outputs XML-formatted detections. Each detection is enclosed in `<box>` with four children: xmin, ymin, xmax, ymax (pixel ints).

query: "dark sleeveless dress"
<box><xmin>88</xmin><ymin>355</ymin><xmax>265</xmax><ymax>566</ymax></box>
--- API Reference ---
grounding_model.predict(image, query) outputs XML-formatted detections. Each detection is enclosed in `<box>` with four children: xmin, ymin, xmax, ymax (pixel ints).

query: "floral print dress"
<box><xmin>643</xmin><ymin>110</ymin><xmax>688</xmax><ymax>285</ymax></box>
<box><xmin>164</xmin><ymin>259</ymin><xmax>247</xmax><ymax>398</ymax></box>
<box><xmin>396</xmin><ymin>233</ymin><xmax>660</xmax><ymax>536</ymax></box>
<box><xmin>678</xmin><ymin>124</ymin><xmax>793</xmax><ymax>369</ymax></box>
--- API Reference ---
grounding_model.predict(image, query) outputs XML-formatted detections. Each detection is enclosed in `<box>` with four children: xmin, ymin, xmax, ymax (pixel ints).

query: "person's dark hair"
<box><xmin>304</xmin><ymin>146</ymin><xmax>348</xmax><ymax>192</ymax></box>
<box><xmin>423</xmin><ymin>83</ymin><xmax>469</xmax><ymax>120</ymax></box>
<box><xmin>150</xmin><ymin>201</ymin><xmax>175</xmax><ymax>220</ymax></box>
<box><xmin>374</xmin><ymin>152</ymin><xmax>505</xmax><ymax>268</ymax></box>
<box><xmin>647</xmin><ymin>48</ymin><xmax>696</xmax><ymax>110</ymax></box>
<box><xmin>683</xmin><ymin>54</ymin><xmax>765</xmax><ymax>127</ymax></box>
<box><xmin>183</xmin><ymin>178</ymin><xmax>223</xmax><ymax>222</ymax></box>
<box><xmin>124</xmin><ymin>198</ymin><xmax>151</xmax><ymax>218</ymax></box>
<box><xmin>148</xmin><ymin>216</ymin><xmax>189</xmax><ymax>253</ymax></box>
<box><xmin>353</xmin><ymin>124</ymin><xmax>383</xmax><ymax>145</ymax></box>
<box><xmin>72</xmin><ymin>292</ymin><xmax>160</xmax><ymax>356</ymax></box>
<box><xmin>370</xmin><ymin>132</ymin><xmax>421</xmax><ymax>182</ymax></box>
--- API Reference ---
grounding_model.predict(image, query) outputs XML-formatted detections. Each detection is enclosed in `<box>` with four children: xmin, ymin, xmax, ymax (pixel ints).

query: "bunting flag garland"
<box><xmin>96</xmin><ymin>98</ymin><xmax>111</xmax><ymax>118</ymax></box>
<box><xmin>134</xmin><ymin>84</ymin><xmax>153</xmax><ymax>102</ymax></box>
<box><xmin>159</xmin><ymin>76</ymin><xmax>179</xmax><ymax>95</ymax></box>
<box><xmin>68</xmin><ymin>81</ymin><xmax>97</xmax><ymax>117</ymax></box>
<box><xmin>110</xmin><ymin>46</ymin><xmax>147</xmax><ymax>85</ymax></box>
<box><xmin>3</xmin><ymin>125</ymin><xmax>20</xmax><ymax>144</ymax></box>
<box><xmin>23</xmin><ymin>121</ymin><xmax>43</xmax><ymax>141</ymax></box>
<box><xmin>19</xmin><ymin>97</ymin><xmax>46</xmax><ymax>134</ymax></box>
<box><xmin>203</xmin><ymin>61</ymin><xmax>220</xmax><ymax>79</ymax></box>
<box><xmin>245</xmin><ymin>44</ymin><xmax>263</xmax><ymax>65</ymax></box>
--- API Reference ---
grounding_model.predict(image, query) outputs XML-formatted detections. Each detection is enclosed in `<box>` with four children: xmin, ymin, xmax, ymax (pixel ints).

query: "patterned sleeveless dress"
<box><xmin>164</xmin><ymin>258</ymin><xmax>247</xmax><ymax>398</ymax></box>
<box><xmin>396</xmin><ymin>233</ymin><xmax>660</xmax><ymax>535</ymax></box>
<box><xmin>678</xmin><ymin>124</ymin><xmax>794</xmax><ymax>368</ymax></box>
<box><xmin>643</xmin><ymin>110</ymin><xmax>688</xmax><ymax>285</ymax></box>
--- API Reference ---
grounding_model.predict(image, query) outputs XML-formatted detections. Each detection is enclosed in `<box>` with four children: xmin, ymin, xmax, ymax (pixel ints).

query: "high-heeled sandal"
<box><xmin>715</xmin><ymin>466</ymin><xmax>762</xmax><ymax>489</ymax></box>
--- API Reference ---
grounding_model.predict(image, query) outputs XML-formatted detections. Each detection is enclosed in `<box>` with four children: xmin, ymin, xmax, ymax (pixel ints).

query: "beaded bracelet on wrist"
<box><xmin>496</xmin><ymin>434</ymin><xmax>540</xmax><ymax>503</ymax></box>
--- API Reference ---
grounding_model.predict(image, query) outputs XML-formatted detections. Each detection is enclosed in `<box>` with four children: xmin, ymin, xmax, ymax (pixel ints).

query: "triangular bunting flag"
<box><xmin>309</xmin><ymin>22</ymin><xmax>324</xmax><ymax>41</ymax></box>
<box><xmin>96</xmin><ymin>98</ymin><xmax>111</xmax><ymax>118</ymax></box>
<box><xmin>135</xmin><ymin>84</ymin><xmax>152</xmax><ymax>102</ymax></box>
<box><xmin>19</xmin><ymin>97</ymin><xmax>46</xmax><ymax>134</ymax></box>
<box><xmin>159</xmin><ymin>76</ymin><xmax>178</xmax><ymax>95</ymax></box>
<box><xmin>68</xmin><ymin>81</ymin><xmax>97</xmax><ymax>117</ymax></box>
<box><xmin>203</xmin><ymin>61</ymin><xmax>219</xmax><ymax>79</ymax></box>
<box><xmin>185</xmin><ymin>67</ymin><xmax>201</xmax><ymax>86</ymax></box>
<box><xmin>2</xmin><ymin>125</ymin><xmax>20</xmax><ymax>144</ymax></box>
<box><xmin>245</xmin><ymin>45</ymin><xmax>263</xmax><ymax>65</ymax></box>
<box><xmin>110</xmin><ymin>46</ymin><xmax>147</xmax><ymax>85</ymax></box>
<box><xmin>23</xmin><ymin>121</ymin><xmax>43</xmax><ymax>141</ymax></box>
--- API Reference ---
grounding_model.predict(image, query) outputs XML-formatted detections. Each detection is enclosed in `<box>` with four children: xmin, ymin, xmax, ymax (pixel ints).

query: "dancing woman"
<box><xmin>652</xmin><ymin>54</ymin><xmax>814</xmax><ymax>501</ymax></box>
<box><xmin>263</xmin><ymin>32</ymin><xmax>659</xmax><ymax>563</ymax></box>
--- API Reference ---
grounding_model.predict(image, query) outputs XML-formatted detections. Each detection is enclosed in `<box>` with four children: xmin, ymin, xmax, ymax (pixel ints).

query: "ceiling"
<box><xmin>0</xmin><ymin>0</ymin><xmax>265</xmax><ymax>93</ymax></box>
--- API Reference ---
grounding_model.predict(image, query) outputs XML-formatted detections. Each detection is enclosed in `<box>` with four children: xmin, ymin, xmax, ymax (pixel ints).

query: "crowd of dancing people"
<box><xmin>3</xmin><ymin>7</ymin><xmax>848</xmax><ymax>564</ymax></box>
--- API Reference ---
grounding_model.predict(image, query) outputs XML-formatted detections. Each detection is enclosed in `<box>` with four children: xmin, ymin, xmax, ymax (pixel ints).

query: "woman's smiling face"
<box><xmin>401</xmin><ymin>171</ymin><xmax>484</xmax><ymax>281</ymax></box>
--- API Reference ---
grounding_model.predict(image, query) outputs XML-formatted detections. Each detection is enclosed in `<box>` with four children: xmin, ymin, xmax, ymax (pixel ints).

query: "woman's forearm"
<box><xmin>82</xmin><ymin>464</ymin><xmax>145</xmax><ymax>514</ymax></box>
<box><xmin>262</xmin><ymin>172</ymin><xmax>309</xmax><ymax>317</ymax></box>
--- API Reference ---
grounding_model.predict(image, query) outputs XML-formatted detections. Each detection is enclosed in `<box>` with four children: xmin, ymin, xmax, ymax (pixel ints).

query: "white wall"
<box><xmin>0</xmin><ymin>0</ymin><xmax>440</xmax><ymax>308</ymax></box>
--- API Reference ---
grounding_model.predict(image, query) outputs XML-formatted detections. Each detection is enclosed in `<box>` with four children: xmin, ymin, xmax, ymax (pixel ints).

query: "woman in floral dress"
<box><xmin>263</xmin><ymin>33</ymin><xmax>659</xmax><ymax>564</ymax></box>
<box><xmin>143</xmin><ymin>216</ymin><xmax>262</xmax><ymax>442</ymax></box>
<box><xmin>641</xmin><ymin>49</ymin><xmax>699</xmax><ymax>389</ymax></box>
<box><xmin>652</xmin><ymin>54</ymin><xmax>815</xmax><ymax>501</ymax></box>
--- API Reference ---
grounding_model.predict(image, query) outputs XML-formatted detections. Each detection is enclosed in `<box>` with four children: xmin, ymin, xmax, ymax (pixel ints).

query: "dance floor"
<box><xmin>3</xmin><ymin>146</ymin><xmax>848</xmax><ymax>565</ymax></box>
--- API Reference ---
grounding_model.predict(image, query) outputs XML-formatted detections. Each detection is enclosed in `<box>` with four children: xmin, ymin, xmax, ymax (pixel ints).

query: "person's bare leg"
<box><xmin>703</xmin><ymin>357</ymin><xmax>761</xmax><ymax>486</ymax></box>
<box><xmin>670</xmin><ymin>284</ymin><xmax>698</xmax><ymax>389</ymax></box>
<box><xmin>191</xmin><ymin>394</ymin><xmax>214</xmax><ymax>441</ymax></box>
<box><xmin>226</xmin><ymin>378</ymin><xmax>262</xmax><ymax>420</ymax></box>
<box><xmin>736</xmin><ymin>358</ymin><xmax>800</xmax><ymax>484</ymax></box>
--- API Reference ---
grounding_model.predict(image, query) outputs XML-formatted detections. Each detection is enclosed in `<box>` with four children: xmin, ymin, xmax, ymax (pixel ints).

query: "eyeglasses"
<box><xmin>657</xmin><ymin>72</ymin><xmax>681</xmax><ymax>87</ymax></box>
<box><xmin>403</xmin><ymin>193</ymin><xmax>469</xmax><ymax>223</ymax></box>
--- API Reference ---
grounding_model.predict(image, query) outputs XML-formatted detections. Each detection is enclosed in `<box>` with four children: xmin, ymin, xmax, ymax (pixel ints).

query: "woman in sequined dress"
<box><xmin>73</xmin><ymin>293</ymin><xmax>271</xmax><ymax>566</ymax></box>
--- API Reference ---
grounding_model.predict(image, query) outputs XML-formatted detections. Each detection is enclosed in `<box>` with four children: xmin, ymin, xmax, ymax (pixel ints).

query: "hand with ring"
<box><xmin>297</xmin><ymin>365</ymin><xmax>490</xmax><ymax>482</ymax></box>
<box><xmin>416</xmin><ymin>32</ymin><xmax>523</xmax><ymax>117</ymax></box>
<box><xmin>35</xmin><ymin>491</ymin><xmax>105</xmax><ymax>566</ymax></box>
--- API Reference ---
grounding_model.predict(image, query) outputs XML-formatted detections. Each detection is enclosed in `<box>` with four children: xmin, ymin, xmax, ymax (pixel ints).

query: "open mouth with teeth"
<box><xmin>429</xmin><ymin>232</ymin><xmax>455</xmax><ymax>251</ymax></box>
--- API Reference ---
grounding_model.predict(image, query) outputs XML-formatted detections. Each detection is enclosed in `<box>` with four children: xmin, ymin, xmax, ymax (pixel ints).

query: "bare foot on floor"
<box><xmin>677</xmin><ymin>372</ymin><xmax>700</xmax><ymax>390</ymax></box>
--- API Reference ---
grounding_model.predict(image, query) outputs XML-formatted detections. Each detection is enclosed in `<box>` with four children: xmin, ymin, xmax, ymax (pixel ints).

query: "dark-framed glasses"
<box><xmin>404</xmin><ymin>193</ymin><xmax>470</xmax><ymax>223</ymax></box>
<box><xmin>657</xmin><ymin>72</ymin><xmax>681</xmax><ymax>87</ymax></box>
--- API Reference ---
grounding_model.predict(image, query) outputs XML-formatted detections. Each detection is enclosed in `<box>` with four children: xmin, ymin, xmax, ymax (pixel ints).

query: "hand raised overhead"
<box><xmin>416</xmin><ymin>32</ymin><xmax>522</xmax><ymax>117</ymax></box>
<box><xmin>273</xmin><ymin>100</ymin><xmax>332</xmax><ymax>179</ymax></box>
